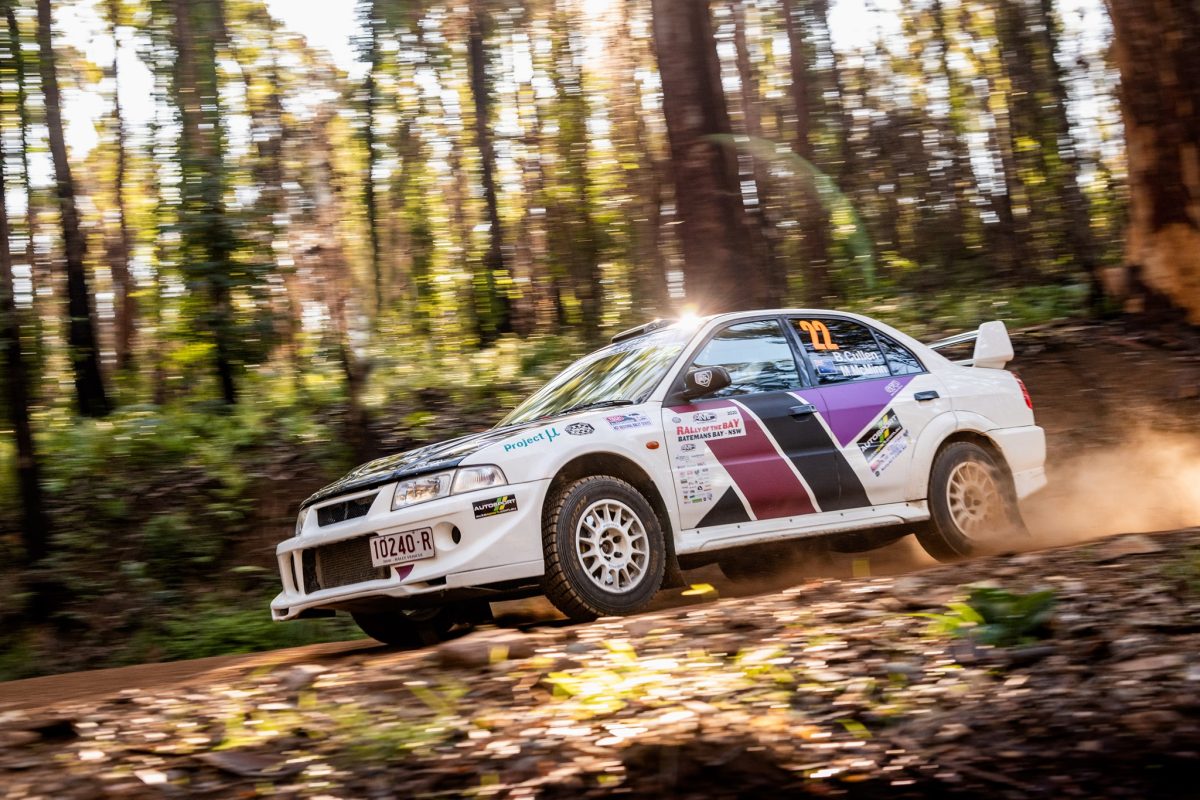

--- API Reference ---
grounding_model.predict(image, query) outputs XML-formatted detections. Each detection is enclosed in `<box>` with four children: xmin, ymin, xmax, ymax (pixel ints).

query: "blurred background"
<box><xmin>0</xmin><ymin>0</ymin><xmax>1196</xmax><ymax>678</ymax></box>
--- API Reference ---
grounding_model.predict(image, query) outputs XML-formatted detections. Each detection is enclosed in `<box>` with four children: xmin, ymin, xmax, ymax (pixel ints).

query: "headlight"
<box><xmin>392</xmin><ymin>471</ymin><xmax>454</xmax><ymax>510</ymax></box>
<box><xmin>391</xmin><ymin>466</ymin><xmax>508</xmax><ymax>511</ymax></box>
<box><xmin>295</xmin><ymin>510</ymin><xmax>307</xmax><ymax>536</ymax></box>
<box><xmin>451</xmin><ymin>465</ymin><xmax>507</xmax><ymax>494</ymax></box>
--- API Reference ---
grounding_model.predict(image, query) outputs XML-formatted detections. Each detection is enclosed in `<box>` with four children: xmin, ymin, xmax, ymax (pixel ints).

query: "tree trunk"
<box><xmin>651</xmin><ymin>0</ymin><xmax>761</xmax><ymax>312</ymax></box>
<box><xmin>0</xmin><ymin>114</ymin><xmax>50</xmax><ymax>567</ymax></box>
<box><xmin>363</xmin><ymin>1</ymin><xmax>384</xmax><ymax>324</ymax></box>
<box><xmin>1034</xmin><ymin>0</ymin><xmax>1101</xmax><ymax>308</ymax></box>
<box><xmin>1104</xmin><ymin>0</ymin><xmax>1200</xmax><ymax>320</ymax></box>
<box><xmin>6</xmin><ymin>7</ymin><xmax>42</xmax><ymax>327</ymax></box>
<box><xmin>467</xmin><ymin>0</ymin><xmax>513</xmax><ymax>342</ymax></box>
<box><xmin>173</xmin><ymin>0</ymin><xmax>237</xmax><ymax>404</ymax></box>
<box><xmin>780</xmin><ymin>0</ymin><xmax>833</xmax><ymax>303</ymax></box>
<box><xmin>37</xmin><ymin>0</ymin><xmax>110</xmax><ymax>417</ymax></box>
<box><xmin>107</xmin><ymin>0</ymin><xmax>137</xmax><ymax>371</ymax></box>
<box><xmin>731</xmin><ymin>0</ymin><xmax>785</xmax><ymax>305</ymax></box>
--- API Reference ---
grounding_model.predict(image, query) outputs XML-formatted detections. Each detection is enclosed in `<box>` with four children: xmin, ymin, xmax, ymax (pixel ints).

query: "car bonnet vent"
<box><xmin>316</xmin><ymin>493</ymin><xmax>378</xmax><ymax>527</ymax></box>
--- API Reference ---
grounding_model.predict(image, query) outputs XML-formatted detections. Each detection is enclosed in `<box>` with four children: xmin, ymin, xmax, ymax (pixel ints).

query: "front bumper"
<box><xmin>271</xmin><ymin>478</ymin><xmax>550</xmax><ymax>620</ymax></box>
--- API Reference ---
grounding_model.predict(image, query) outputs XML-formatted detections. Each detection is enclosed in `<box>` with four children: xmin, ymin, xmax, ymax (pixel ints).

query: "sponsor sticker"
<box><xmin>857</xmin><ymin>409</ymin><xmax>909</xmax><ymax>476</ymax></box>
<box><xmin>675</xmin><ymin>408</ymin><xmax>746</xmax><ymax>442</ymax></box>
<box><xmin>607</xmin><ymin>412</ymin><xmax>653</xmax><ymax>431</ymax></box>
<box><xmin>885</xmin><ymin>379</ymin><xmax>903</xmax><ymax>395</ymax></box>
<box><xmin>473</xmin><ymin>494</ymin><xmax>518</xmax><ymax>518</ymax></box>
<box><xmin>565</xmin><ymin>422</ymin><xmax>594</xmax><ymax>436</ymax></box>
<box><xmin>502</xmin><ymin>427</ymin><xmax>561</xmax><ymax>453</ymax></box>
<box><xmin>694</xmin><ymin>369</ymin><xmax>713</xmax><ymax>388</ymax></box>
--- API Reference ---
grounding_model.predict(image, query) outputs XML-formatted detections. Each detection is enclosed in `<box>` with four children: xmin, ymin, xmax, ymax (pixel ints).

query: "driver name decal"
<box><xmin>674</xmin><ymin>408</ymin><xmax>747</xmax><ymax>442</ymax></box>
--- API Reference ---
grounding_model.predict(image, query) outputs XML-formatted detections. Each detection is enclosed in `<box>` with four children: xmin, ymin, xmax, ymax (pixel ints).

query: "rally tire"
<box><xmin>542</xmin><ymin>476</ymin><xmax>666</xmax><ymax>621</ymax></box>
<box><xmin>917</xmin><ymin>441</ymin><xmax>1026</xmax><ymax>563</ymax></box>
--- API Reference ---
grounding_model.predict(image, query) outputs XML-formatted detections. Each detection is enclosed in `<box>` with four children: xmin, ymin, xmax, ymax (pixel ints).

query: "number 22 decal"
<box><xmin>797</xmin><ymin>320</ymin><xmax>840</xmax><ymax>351</ymax></box>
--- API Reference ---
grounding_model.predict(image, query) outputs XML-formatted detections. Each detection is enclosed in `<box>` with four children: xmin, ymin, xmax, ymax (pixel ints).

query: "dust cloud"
<box><xmin>1023</xmin><ymin>427</ymin><xmax>1200</xmax><ymax>546</ymax></box>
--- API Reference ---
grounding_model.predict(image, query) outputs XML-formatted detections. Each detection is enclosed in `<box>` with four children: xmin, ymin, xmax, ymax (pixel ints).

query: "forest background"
<box><xmin>0</xmin><ymin>0</ymin><xmax>1196</xmax><ymax>679</ymax></box>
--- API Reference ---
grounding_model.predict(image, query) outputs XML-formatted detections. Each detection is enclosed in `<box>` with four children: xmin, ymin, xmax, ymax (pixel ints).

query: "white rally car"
<box><xmin>272</xmin><ymin>310</ymin><xmax>1046</xmax><ymax>644</ymax></box>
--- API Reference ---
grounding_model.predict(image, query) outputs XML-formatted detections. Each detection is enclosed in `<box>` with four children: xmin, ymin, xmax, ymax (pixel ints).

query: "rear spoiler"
<box><xmin>927</xmin><ymin>320</ymin><xmax>1014</xmax><ymax>369</ymax></box>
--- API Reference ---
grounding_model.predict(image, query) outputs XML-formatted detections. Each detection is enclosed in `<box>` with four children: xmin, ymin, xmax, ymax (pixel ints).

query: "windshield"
<box><xmin>499</xmin><ymin>325</ymin><xmax>694</xmax><ymax>427</ymax></box>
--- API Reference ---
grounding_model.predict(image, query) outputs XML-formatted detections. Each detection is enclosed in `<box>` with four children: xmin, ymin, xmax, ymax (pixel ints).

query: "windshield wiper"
<box><xmin>557</xmin><ymin>398</ymin><xmax>636</xmax><ymax>417</ymax></box>
<box><xmin>520</xmin><ymin>399</ymin><xmax>637</xmax><ymax>425</ymax></box>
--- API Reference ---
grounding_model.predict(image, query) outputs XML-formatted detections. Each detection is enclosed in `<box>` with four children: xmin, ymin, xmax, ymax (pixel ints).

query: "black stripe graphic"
<box><xmin>698</xmin><ymin>487</ymin><xmax>752</xmax><ymax>528</ymax></box>
<box><xmin>735</xmin><ymin>393</ymin><xmax>870</xmax><ymax>512</ymax></box>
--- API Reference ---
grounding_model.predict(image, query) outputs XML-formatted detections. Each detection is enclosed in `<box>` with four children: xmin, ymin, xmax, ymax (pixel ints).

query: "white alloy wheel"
<box><xmin>575</xmin><ymin>499</ymin><xmax>650</xmax><ymax>593</ymax></box>
<box><xmin>945</xmin><ymin>460</ymin><xmax>1004</xmax><ymax>540</ymax></box>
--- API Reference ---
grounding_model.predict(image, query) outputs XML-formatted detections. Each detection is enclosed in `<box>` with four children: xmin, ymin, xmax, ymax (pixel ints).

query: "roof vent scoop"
<box><xmin>611</xmin><ymin>318</ymin><xmax>674</xmax><ymax>344</ymax></box>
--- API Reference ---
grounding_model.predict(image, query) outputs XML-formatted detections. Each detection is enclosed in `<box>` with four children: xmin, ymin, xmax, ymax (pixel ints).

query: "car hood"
<box><xmin>300</xmin><ymin>422</ymin><xmax>542</xmax><ymax>510</ymax></box>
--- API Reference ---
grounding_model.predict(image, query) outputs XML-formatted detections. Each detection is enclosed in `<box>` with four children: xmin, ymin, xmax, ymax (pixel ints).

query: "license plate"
<box><xmin>369</xmin><ymin>528</ymin><xmax>436</xmax><ymax>568</ymax></box>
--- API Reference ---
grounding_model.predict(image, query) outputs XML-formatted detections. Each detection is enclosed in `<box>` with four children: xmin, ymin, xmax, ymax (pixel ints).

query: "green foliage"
<box><xmin>154</xmin><ymin>600</ymin><xmax>364</xmax><ymax>662</ymax></box>
<box><xmin>1166</xmin><ymin>548</ymin><xmax>1200</xmax><ymax>595</ymax></box>
<box><xmin>918</xmin><ymin>586</ymin><xmax>1057</xmax><ymax>647</ymax></box>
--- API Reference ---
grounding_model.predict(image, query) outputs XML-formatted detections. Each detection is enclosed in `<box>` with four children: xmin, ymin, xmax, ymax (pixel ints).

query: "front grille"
<box><xmin>301</xmin><ymin>538</ymin><xmax>386</xmax><ymax>592</ymax></box>
<box><xmin>316</xmin><ymin>493</ymin><xmax>377</xmax><ymax>527</ymax></box>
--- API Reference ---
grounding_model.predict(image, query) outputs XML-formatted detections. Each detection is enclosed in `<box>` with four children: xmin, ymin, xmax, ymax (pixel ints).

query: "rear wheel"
<box><xmin>917</xmin><ymin>441</ymin><xmax>1026</xmax><ymax>562</ymax></box>
<box><xmin>542</xmin><ymin>476</ymin><xmax>666</xmax><ymax>620</ymax></box>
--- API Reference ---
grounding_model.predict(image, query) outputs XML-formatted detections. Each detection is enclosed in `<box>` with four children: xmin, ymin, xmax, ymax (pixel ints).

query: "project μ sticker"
<box><xmin>856</xmin><ymin>409</ymin><xmax>909</xmax><ymax>476</ymax></box>
<box><xmin>472</xmin><ymin>495</ymin><xmax>518</xmax><ymax>518</ymax></box>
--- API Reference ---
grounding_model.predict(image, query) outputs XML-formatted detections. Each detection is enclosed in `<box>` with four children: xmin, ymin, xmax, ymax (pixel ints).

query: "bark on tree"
<box><xmin>780</xmin><ymin>0</ymin><xmax>833</xmax><ymax>303</ymax></box>
<box><xmin>173</xmin><ymin>0</ymin><xmax>238</xmax><ymax>404</ymax></box>
<box><xmin>107</xmin><ymin>0</ymin><xmax>137</xmax><ymax>370</ymax></box>
<box><xmin>731</xmin><ymin>0</ymin><xmax>785</xmax><ymax>306</ymax></box>
<box><xmin>37</xmin><ymin>0</ymin><xmax>110</xmax><ymax>417</ymax></box>
<box><xmin>467</xmin><ymin>0</ymin><xmax>513</xmax><ymax>342</ymax></box>
<box><xmin>1105</xmin><ymin>0</ymin><xmax>1200</xmax><ymax>322</ymax></box>
<box><xmin>363</xmin><ymin>0</ymin><xmax>384</xmax><ymax>324</ymax></box>
<box><xmin>651</xmin><ymin>0</ymin><xmax>762</xmax><ymax>312</ymax></box>
<box><xmin>0</xmin><ymin>112</ymin><xmax>50</xmax><ymax>566</ymax></box>
<box><xmin>6</xmin><ymin>7</ymin><xmax>41</xmax><ymax>321</ymax></box>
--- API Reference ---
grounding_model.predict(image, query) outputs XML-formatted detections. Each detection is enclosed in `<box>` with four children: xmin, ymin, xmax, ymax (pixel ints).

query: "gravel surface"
<box><xmin>2</xmin><ymin>528</ymin><xmax>1198</xmax><ymax>799</ymax></box>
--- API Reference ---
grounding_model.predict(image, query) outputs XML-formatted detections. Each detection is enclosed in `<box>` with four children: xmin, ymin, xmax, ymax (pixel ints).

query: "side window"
<box><xmin>875</xmin><ymin>331</ymin><xmax>925</xmax><ymax>376</ymax></box>
<box><xmin>689</xmin><ymin>320</ymin><xmax>802</xmax><ymax>397</ymax></box>
<box><xmin>790</xmin><ymin>317</ymin><xmax>889</xmax><ymax>384</ymax></box>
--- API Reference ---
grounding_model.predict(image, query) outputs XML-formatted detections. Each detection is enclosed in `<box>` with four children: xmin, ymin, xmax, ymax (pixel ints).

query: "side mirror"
<box><xmin>682</xmin><ymin>366</ymin><xmax>732</xmax><ymax>400</ymax></box>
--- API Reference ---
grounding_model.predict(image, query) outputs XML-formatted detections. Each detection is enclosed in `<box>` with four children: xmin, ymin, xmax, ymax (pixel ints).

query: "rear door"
<box><xmin>787</xmin><ymin>315</ymin><xmax>951</xmax><ymax>506</ymax></box>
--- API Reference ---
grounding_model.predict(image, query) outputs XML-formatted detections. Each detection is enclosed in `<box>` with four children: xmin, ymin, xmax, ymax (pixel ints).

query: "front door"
<box><xmin>662</xmin><ymin>318</ymin><xmax>841</xmax><ymax>530</ymax></box>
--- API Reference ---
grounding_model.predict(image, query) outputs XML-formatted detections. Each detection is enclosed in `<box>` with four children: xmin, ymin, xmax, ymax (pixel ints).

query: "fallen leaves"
<box><xmin>1</xmin><ymin>529</ymin><xmax>1199</xmax><ymax>798</ymax></box>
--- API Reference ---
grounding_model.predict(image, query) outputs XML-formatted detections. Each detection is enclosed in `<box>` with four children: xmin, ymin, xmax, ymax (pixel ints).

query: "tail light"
<box><xmin>1014</xmin><ymin>375</ymin><xmax>1033</xmax><ymax>410</ymax></box>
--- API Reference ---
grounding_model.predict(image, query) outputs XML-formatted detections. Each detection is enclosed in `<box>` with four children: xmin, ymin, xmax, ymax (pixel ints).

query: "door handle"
<box><xmin>788</xmin><ymin>403</ymin><xmax>817</xmax><ymax>417</ymax></box>
<box><xmin>914</xmin><ymin>390</ymin><xmax>940</xmax><ymax>401</ymax></box>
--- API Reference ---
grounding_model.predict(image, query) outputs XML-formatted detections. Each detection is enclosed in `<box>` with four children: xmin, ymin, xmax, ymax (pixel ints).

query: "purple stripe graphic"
<box><xmin>674</xmin><ymin>400</ymin><xmax>816</xmax><ymax>519</ymax></box>
<box><xmin>806</xmin><ymin>375</ymin><xmax>913</xmax><ymax>446</ymax></box>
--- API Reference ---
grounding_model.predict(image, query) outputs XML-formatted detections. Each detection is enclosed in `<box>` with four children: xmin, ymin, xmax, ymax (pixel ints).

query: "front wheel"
<box><xmin>542</xmin><ymin>476</ymin><xmax>666</xmax><ymax>621</ymax></box>
<box><xmin>917</xmin><ymin>441</ymin><xmax>1026</xmax><ymax>562</ymax></box>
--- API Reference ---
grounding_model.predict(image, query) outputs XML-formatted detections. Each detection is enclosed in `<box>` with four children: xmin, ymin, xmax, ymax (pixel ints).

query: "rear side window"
<box><xmin>689</xmin><ymin>319</ymin><xmax>802</xmax><ymax>397</ymax></box>
<box><xmin>790</xmin><ymin>317</ymin><xmax>889</xmax><ymax>384</ymax></box>
<box><xmin>875</xmin><ymin>331</ymin><xmax>924</xmax><ymax>376</ymax></box>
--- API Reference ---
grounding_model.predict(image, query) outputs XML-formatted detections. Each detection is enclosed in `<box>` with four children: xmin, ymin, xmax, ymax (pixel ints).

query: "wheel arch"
<box><xmin>909</xmin><ymin>416</ymin><xmax>1014</xmax><ymax>501</ymax></box>
<box><xmin>543</xmin><ymin>452</ymin><xmax>684</xmax><ymax>588</ymax></box>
